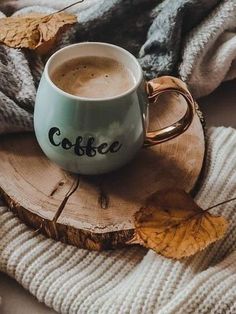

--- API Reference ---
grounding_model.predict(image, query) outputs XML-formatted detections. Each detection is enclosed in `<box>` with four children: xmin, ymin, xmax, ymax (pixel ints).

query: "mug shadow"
<box><xmin>82</xmin><ymin>140</ymin><xmax>193</xmax><ymax>207</ymax></box>
<box><xmin>0</xmin><ymin>106</ymin><xmax>198</xmax><ymax>211</ymax></box>
<box><xmin>0</xmin><ymin>131</ymin><xmax>193</xmax><ymax>208</ymax></box>
<box><xmin>0</xmin><ymin>132</ymin><xmax>42</xmax><ymax>157</ymax></box>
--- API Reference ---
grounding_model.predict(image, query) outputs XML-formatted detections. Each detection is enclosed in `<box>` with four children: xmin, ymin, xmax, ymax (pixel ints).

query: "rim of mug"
<box><xmin>45</xmin><ymin>42</ymin><xmax>144</xmax><ymax>102</ymax></box>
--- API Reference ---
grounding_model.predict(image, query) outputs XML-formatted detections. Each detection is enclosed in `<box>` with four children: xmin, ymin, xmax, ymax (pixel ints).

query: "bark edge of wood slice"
<box><xmin>0</xmin><ymin>93</ymin><xmax>205</xmax><ymax>250</ymax></box>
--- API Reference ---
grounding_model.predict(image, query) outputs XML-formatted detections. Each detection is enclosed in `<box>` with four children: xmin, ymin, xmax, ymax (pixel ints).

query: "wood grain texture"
<box><xmin>0</xmin><ymin>92</ymin><xmax>205</xmax><ymax>250</ymax></box>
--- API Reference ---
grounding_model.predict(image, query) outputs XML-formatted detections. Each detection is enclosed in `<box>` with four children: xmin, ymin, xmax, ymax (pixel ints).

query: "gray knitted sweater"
<box><xmin>0</xmin><ymin>0</ymin><xmax>235</xmax><ymax>132</ymax></box>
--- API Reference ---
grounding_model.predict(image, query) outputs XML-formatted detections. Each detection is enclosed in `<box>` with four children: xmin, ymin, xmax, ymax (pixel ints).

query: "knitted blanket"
<box><xmin>0</xmin><ymin>127</ymin><xmax>236</xmax><ymax>314</ymax></box>
<box><xmin>0</xmin><ymin>0</ymin><xmax>235</xmax><ymax>134</ymax></box>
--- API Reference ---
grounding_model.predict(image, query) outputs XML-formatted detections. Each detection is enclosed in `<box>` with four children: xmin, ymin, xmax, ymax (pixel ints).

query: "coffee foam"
<box><xmin>51</xmin><ymin>56</ymin><xmax>136</xmax><ymax>99</ymax></box>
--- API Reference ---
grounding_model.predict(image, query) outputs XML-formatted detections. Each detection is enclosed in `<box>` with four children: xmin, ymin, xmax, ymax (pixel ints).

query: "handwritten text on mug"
<box><xmin>48</xmin><ymin>127</ymin><xmax>122</xmax><ymax>157</ymax></box>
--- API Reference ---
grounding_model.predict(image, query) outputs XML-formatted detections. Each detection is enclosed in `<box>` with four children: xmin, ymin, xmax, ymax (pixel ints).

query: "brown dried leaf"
<box><xmin>134</xmin><ymin>189</ymin><xmax>228</xmax><ymax>259</ymax></box>
<box><xmin>0</xmin><ymin>12</ymin><xmax>77</xmax><ymax>54</ymax></box>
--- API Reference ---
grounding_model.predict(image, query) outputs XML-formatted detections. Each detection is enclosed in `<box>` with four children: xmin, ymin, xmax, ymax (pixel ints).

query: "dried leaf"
<box><xmin>133</xmin><ymin>189</ymin><xmax>228</xmax><ymax>259</ymax></box>
<box><xmin>0</xmin><ymin>12</ymin><xmax>77</xmax><ymax>54</ymax></box>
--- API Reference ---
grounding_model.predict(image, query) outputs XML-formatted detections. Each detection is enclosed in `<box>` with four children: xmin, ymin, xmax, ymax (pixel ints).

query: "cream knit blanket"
<box><xmin>1</xmin><ymin>127</ymin><xmax>236</xmax><ymax>314</ymax></box>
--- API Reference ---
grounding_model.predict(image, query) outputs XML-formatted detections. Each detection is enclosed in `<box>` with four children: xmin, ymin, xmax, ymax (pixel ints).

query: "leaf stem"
<box><xmin>55</xmin><ymin>0</ymin><xmax>85</xmax><ymax>14</ymax></box>
<box><xmin>205</xmin><ymin>196</ymin><xmax>236</xmax><ymax>211</ymax></box>
<box><xmin>45</xmin><ymin>0</ymin><xmax>85</xmax><ymax>18</ymax></box>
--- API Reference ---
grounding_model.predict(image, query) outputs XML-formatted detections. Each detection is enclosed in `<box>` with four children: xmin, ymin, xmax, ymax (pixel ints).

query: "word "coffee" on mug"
<box><xmin>48</xmin><ymin>127</ymin><xmax>122</xmax><ymax>157</ymax></box>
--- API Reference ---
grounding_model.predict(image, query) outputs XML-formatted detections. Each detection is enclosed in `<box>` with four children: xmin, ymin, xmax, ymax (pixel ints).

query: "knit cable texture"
<box><xmin>0</xmin><ymin>127</ymin><xmax>236</xmax><ymax>314</ymax></box>
<box><xmin>179</xmin><ymin>0</ymin><xmax>236</xmax><ymax>98</ymax></box>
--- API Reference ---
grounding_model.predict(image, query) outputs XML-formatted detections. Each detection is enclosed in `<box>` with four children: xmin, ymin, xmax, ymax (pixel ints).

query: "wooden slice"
<box><xmin>0</xmin><ymin>92</ymin><xmax>205</xmax><ymax>250</ymax></box>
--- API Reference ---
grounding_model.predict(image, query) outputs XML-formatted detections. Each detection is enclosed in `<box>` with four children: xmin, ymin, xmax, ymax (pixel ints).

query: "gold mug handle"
<box><xmin>144</xmin><ymin>76</ymin><xmax>195</xmax><ymax>147</ymax></box>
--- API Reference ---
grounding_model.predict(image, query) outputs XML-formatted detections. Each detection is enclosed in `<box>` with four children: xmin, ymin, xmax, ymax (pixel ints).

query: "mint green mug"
<box><xmin>34</xmin><ymin>42</ymin><xmax>195</xmax><ymax>175</ymax></box>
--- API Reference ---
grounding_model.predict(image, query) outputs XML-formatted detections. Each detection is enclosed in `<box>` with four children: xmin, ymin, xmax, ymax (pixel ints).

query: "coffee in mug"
<box><xmin>34</xmin><ymin>42</ymin><xmax>195</xmax><ymax>175</ymax></box>
<box><xmin>51</xmin><ymin>56</ymin><xmax>136</xmax><ymax>99</ymax></box>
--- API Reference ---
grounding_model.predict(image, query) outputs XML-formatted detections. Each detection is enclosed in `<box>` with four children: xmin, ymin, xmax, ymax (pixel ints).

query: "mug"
<box><xmin>34</xmin><ymin>42</ymin><xmax>195</xmax><ymax>175</ymax></box>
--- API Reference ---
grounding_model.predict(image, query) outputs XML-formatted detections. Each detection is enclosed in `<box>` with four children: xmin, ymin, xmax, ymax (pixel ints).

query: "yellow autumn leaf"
<box><xmin>0</xmin><ymin>12</ymin><xmax>77</xmax><ymax>54</ymax></box>
<box><xmin>134</xmin><ymin>189</ymin><xmax>228</xmax><ymax>259</ymax></box>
